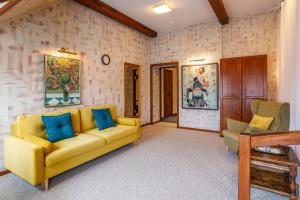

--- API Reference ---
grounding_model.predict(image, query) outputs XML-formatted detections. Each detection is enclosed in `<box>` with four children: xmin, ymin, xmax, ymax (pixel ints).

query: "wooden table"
<box><xmin>250</xmin><ymin>146</ymin><xmax>299</xmax><ymax>200</ymax></box>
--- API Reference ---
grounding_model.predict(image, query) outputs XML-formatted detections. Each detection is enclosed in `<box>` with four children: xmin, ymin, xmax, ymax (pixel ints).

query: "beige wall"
<box><xmin>0</xmin><ymin>0</ymin><xmax>151</xmax><ymax>137</ymax></box>
<box><xmin>150</xmin><ymin>10</ymin><xmax>279</xmax><ymax>131</ymax></box>
<box><xmin>161</xmin><ymin>68</ymin><xmax>178</xmax><ymax>117</ymax></box>
<box><xmin>0</xmin><ymin>1</ymin><xmax>280</xmax><ymax>135</ymax></box>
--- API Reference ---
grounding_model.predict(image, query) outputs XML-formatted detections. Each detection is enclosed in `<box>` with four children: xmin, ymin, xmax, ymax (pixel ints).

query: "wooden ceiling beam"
<box><xmin>73</xmin><ymin>0</ymin><xmax>157</xmax><ymax>38</ymax></box>
<box><xmin>208</xmin><ymin>0</ymin><xmax>229</xmax><ymax>25</ymax></box>
<box><xmin>0</xmin><ymin>0</ymin><xmax>22</xmax><ymax>16</ymax></box>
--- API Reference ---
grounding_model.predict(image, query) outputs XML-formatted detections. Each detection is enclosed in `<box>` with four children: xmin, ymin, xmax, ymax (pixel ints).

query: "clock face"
<box><xmin>102</xmin><ymin>54</ymin><xmax>110</xmax><ymax>65</ymax></box>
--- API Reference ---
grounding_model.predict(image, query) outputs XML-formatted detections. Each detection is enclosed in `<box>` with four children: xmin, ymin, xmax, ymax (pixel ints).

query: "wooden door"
<box><xmin>242</xmin><ymin>55</ymin><xmax>267</xmax><ymax>98</ymax></box>
<box><xmin>220</xmin><ymin>57</ymin><xmax>242</xmax><ymax>133</ymax></box>
<box><xmin>221</xmin><ymin>98</ymin><xmax>242</xmax><ymax>131</ymax></box>
<box><xmin>242</xmin><ymin>55</ymin><xmax>267</xmax><ymax>122</ymax></box>
<box><xmin>164</xmin><ymin>70</ymin><xmax>173</xmax><ymax>116</ymax></box>
<box><xmin>221</xmin><ymin>58</ymin><xmax>242</xmax><ymax>98</ymax></box>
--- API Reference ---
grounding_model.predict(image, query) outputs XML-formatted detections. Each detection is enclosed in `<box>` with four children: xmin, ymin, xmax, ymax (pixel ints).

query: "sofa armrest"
<box><xmin>116</xmin><ymin>118</ymin><xmax>138</xmax><ymax>126</ymax></box>
<box><xmin>116</xmin><ymin>118</ymin><xmax>141</xmax><ymax>139</ymax></box>
<box><xmin>4</xmin><ymin>136</ymin><xmax>44</xmax><ymax>185</ymax></box>
<box><xmin>226</xmin><ymin>118</ymin><xmax>249</xmax><ymax>132</ymax></box>
<box><xmin>24</xmin><ymin>135</ymin><xmax>53</xmax><ymax>154</ymax></box>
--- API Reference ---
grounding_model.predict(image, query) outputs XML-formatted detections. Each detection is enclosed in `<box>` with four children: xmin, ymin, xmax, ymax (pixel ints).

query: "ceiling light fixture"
<box><xmin>152</xmin><ymin>2</ymin><xmax>173</xmax><ymax>14</ymax></box>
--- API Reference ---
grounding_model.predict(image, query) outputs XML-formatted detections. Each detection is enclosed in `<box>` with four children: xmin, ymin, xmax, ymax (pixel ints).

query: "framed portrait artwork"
<box><xmin>44</xmin><ymin>55</ymin><xmax>81</xmax><ymax>107</ymax></box>
<box><xmin>181</xmin><ymin>63</ymin><xmax>219</xmax><ymax>110</ymax></box>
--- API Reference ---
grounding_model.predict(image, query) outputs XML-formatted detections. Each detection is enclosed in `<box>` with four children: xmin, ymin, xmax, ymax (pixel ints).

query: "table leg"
<box><xmin>290</xmin><ymin>166</ymin><xmax>297</xmax><ymax>200</ymax></box>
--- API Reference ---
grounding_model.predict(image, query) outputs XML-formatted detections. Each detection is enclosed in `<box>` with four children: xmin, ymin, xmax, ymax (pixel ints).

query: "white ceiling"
<box><xmin>102</xmin><ymin>0</ymin><xmax>280</xmax><ymax>33</ymax></box>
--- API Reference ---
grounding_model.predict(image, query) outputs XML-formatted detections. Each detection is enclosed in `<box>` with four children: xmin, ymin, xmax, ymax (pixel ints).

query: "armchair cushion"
<box><xmin>249</xmin><ymin>114</ymin><xmax>274</xmax><ymax>130</ymax></box>
<box><xmin>24</xmin><ymin>135</ymin><xmax>53</xmax><ymax>154</ymax></box>
<box><xmin>226</xmin><ymin>119</ymin><xmax>249</xmax><ymax>132</ymax></box>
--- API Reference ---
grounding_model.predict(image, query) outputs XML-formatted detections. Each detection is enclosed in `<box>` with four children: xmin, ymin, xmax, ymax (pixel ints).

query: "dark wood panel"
<box><xmin>221</xmin><ymin>58</ymin><xmax>242</xmax><ymax>97</ymax></box>
<box><xmin>73</xmin><ymin>0</ymin><xmax>157</xmax><ymax>38</ymax></box>
<box><xmin>221</xmin><ymin>98</ymin><xmax>242</xmax><ymax>131</ymax></box>
<box><xmin>208</xmin><ymin>0</ymin><xmax>229</xmax><ymax>25</ymax></box>
<box><xmin>163</xmin><ymin>70</ymin><xmax>173</xmax><ymax>116</ymax></box>
<box><xmin>0</xmin><ymin>170</ymin><xmax>11</xmax><ymax>176</ymax></box>
<box><xmin>242</xmin><ymin>98</ymin><xmax>264</xmax><ymax>123</ymax></box>
<box><xmin>242</xmin><ymin>55</ymin><xmax>267</xmax><ymax>98</ymax></box>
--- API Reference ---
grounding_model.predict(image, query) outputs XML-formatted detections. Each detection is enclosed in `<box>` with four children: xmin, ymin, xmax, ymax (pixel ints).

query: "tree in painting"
<box><xmin>44</xmin><ymin>55</ymin><xmax>81</xmax><ymax>107</ymax></box>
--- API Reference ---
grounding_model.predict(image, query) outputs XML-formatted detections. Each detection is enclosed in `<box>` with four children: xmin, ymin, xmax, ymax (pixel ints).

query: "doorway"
<box><xmin>124</xmin><ymin>63</ymin><xmax>141</xmax><ymax>118</ymax></box>
<box><xmin>150</xmin><ymin>62</ymin><xmax>179</xmax><ymax>126</ymax></box>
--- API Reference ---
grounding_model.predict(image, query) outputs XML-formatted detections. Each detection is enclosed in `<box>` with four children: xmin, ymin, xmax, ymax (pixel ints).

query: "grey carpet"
<box><xmin>161</xmin><ymin>114</ymin><xmax>177</xmax><ymax>123</ymax></box>
<box><xmin>0</xmin><ymin>124</ymin><xmax>290</xmax><ymax>200</ymax></box>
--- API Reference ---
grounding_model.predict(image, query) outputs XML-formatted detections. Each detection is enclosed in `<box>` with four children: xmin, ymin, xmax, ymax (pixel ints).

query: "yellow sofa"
<box><xmin>4</xmin><ymin>104</ymin><xmax>140</xmax><ymax>190</ymax></box>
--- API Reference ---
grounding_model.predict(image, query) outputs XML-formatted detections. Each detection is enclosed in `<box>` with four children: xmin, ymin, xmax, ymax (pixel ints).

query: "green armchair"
<box><xmin>223</xmin><ymin>100</ymin><xmax>290</xmax><ymax>152</ymax></box>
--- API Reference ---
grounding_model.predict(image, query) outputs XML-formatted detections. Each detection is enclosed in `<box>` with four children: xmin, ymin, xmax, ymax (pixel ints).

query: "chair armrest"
<box><xmin>226</xmin><ymin>118</ymin><xmax>249</xmax><ymax>132</ymax></box>
<box><xmin>4</xmin><ymin>136</ymin><xmax>44</xmax><ymax>185</ymax></box>
<box><xmin>116</xmin><ymin>118</ymin><xmax>141</xmax><ymax>139</ymax></box>
<box><xmin>243</xmin><ymin>126</ymin><xmax>273</xmax><ymax>135</ymax></box>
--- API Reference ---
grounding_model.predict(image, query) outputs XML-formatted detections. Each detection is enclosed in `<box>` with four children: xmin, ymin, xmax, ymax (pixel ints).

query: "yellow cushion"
<box><xmin>43</xmin><ymin>109</ymin><xmax>81</xmax><ymax>133</ymax></box>
<box><xmin>116</xmin><ymin>118</ymin><xmax>137</xmax><ymax>126</ymax></box>
<box><xmin>17</xmin><ymin>109</ymin><xmax>81</xmax><ymax>139</ymax></box>
<box><xmin>45</xmin><ymin>134</ymin><xmax>105</xmax><ymax>167</ymax></box>
<box><xmin>17</xmin><ymin>114</ymin><xmax>45</xmax><ymax>139</ymax></box>
<box><xmin>85</xmin><ymin>125</ymin><xmax>137</xmax><ymax>144</ymax></box>
<box><xmin>249</xmin><ymin>114</ymin><xmax>274</xmax><ymax>130</ymax></box>
<box><xmin>79</xmin><ymin>104</ymin><xmax>117</xmax><ymax>132</ymax></box>
<box><xmin>24</xmin><ymin>135</ymin><xmax>53</xmax><ymax>154</ymax></box>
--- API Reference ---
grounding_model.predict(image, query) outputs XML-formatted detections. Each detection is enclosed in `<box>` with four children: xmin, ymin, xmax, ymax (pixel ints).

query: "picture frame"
<box><xmin>181</xmin><ymin>63</ymin><xmax>219</xmax><ymax>110</ymax></box>
<box><xmin>44</xmin><ymin>54</ymin><xmax>81</xmax><ymax>107</ymax></box>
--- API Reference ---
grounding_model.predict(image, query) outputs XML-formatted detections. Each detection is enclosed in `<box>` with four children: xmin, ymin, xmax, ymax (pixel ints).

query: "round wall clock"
<box><xmin>101</xmin><ymin>54</ymin><xmax>110</xmax><ymax>65</ymax></box>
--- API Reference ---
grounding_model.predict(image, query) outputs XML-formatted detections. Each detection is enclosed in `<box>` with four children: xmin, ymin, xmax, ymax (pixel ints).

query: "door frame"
<box><xmin>124</xmin><ymin>62</ymin><xmax>141</xmax><ymax>118</ymax></box>
<box><xmin>150</xmin><ymin>62</ymin><xmax>179</xmax><ymax>127</ymax></box>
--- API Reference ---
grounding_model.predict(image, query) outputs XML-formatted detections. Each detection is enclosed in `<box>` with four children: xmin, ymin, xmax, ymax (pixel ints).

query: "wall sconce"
<box><xmin>189</xmin><ymin>59</ymin><xmax>206</xmax><ymax>62</ymax></box>
<box><xmin>58</xmin><ymin>47</ymin><xmax>77</xmax><ymax>55</ymax></box>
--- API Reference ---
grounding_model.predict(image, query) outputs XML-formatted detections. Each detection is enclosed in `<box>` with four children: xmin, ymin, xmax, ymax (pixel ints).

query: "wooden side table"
<box><xmin>250</xmin><ymin>146</ymin><xmax>299</xmax><ymax>200</ymax></box>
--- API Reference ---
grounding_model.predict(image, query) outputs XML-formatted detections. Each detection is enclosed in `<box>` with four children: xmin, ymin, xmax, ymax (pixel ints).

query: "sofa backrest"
<box><xmin>251</xmin><ymin>100</ymin><xmax>290</xmax><ymax>132</ymax></box>
<box><xmin>16</xmin><ymin>109</ymin><xmax>81</xmax><ymax>139</ymax></box>
<box><xmin>79</xmin><ymin>104</ymin><xmax>117</xmax><ymax>132</ymax></box>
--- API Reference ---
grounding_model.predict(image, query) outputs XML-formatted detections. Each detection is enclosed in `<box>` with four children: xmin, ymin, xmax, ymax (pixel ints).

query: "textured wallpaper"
<box><xmin>0</xmin><ymin>0</ymin><xmax>151</xmax><ymax>137</ymax></box>
<box><xmin>0</xmin><ymin>0</ymin><xmax>280</xmax><ymax>137</ymax></box>
<box><xmin>150</xmin><ymin>10</ymin><xmax>279</xmax><ymax>131</ymax></box>
<box><xmin>222</xmin><ymin>10</ymin><xmax>279</xmax><ymax>101</ymax></box>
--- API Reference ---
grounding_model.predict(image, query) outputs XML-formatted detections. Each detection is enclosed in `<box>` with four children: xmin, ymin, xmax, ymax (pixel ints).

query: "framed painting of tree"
<box><xmin>44</xmin><ymin>55</ymin><xmax>81</xmax><ymax>107</ymax></box>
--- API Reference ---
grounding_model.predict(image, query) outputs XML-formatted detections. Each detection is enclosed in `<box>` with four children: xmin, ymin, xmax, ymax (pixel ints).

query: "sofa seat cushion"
<box><xmin>45</xmin><ymin>134</ymin><xmax>105</xmax><ymax>167</ymax></box>
<box><xmin>223</xmin><ymin>130</ymin><xmax>240</xmax><ymax>152</ymax></box>
<box><xmin>85</xmin><ymin>125</ymin><xmax>137</xmax><ymax>144</ymax></box>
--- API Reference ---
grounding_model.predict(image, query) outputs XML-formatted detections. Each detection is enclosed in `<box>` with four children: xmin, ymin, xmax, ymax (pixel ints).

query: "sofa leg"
<box><xmin>133</xmin><ymin>140</ymin><xmax>136</xmax><ymax>147</ymax></box>
<box><xmin>42</xmin><ymin>179</ymin><xmax>49</xmax><ymax>191</ymax></box>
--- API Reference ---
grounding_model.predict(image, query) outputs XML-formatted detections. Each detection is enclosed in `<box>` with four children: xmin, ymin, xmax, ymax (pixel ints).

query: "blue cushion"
<box><xmin>42</xmin><ymin>113</ymin><xmax>75</xmax><ymax>143</ymax></box>
<box><xmin>92</xmin><ymin>108</ymin><xmax>115</xmax><ymax>130</ymax></box>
